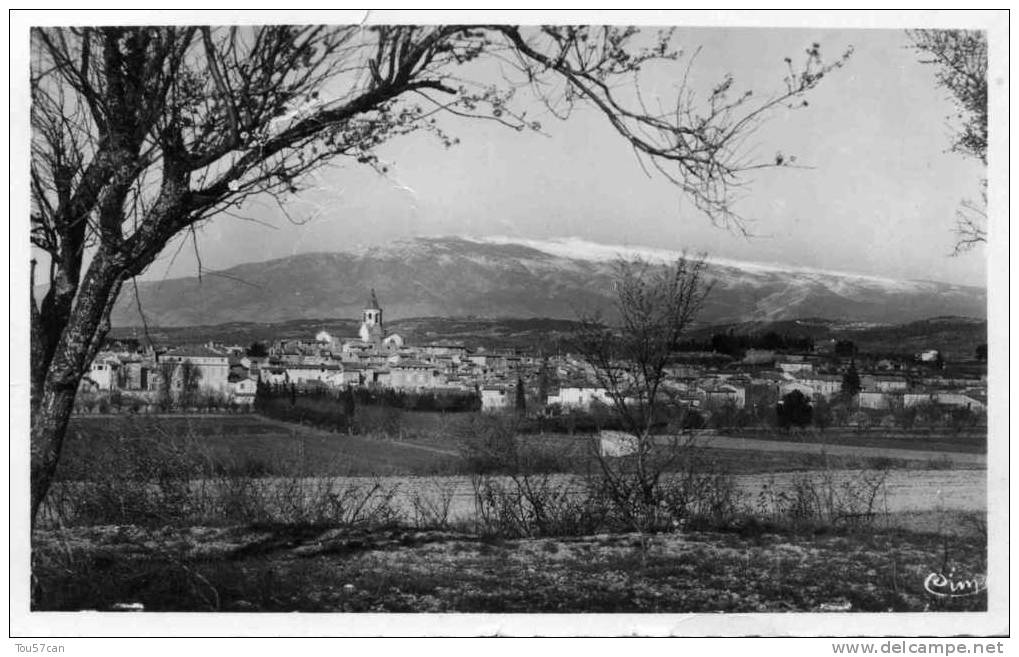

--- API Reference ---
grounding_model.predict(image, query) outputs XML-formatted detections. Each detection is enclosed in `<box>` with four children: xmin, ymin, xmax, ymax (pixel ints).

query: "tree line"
<box><xmin>676</xmin><ymin>332</ymin><xmax>817</xmax><ymax>357</ymax></box>
<box><xmin>254</xmin><ymin>380</ymin><xmax>482</xmax><ymax>414</ymax></box>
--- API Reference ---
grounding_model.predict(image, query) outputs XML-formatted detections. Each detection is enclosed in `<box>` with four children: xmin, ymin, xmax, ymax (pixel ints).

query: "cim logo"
<box><xmin>923</xmin><ymin>572</ymin><xmax>987</xmax><ymax>597</ymax></box>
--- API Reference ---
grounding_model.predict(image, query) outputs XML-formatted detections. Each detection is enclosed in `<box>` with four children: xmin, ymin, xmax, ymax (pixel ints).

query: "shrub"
<box><xmin>660</xmin><ymin>469</ymin><xmax>745</xmax><ymax>530</ymax></box>
<box><xmin>753</xmin><ymin>468</ymin><xmax>890</xmax><ymax>532</ymax></box>
<box><xmin>471</xmin><ymin>474</ymin><xmax>605</xmax><ymax>538</ymax></box>
<box><xmin>408</xmin><ymin>479</ymin><xmax>458</xmax><ymax>530</ymax></box>
<box><xmin>777</xmin><ymin>390</ymin><xmax>812</xmax><ymax>429</ymax></box>
<box><xmin>38</xmin><ymin>419</ymin><xmax>402</xmax><ymax>529</ymax></box>
<box><xmin>44</xmin><ymin>428</ymin><xmax>200</xmax><ymax>526</ymax></box>
<box><xmin>257</xmin><ymin>395</ymin><xmax>353</xmax><ymax>433</ymax></box>
<box><xmin>458</xmin><ymin>413</ymin><xmax>582</xmax><ymax>475</ymax></box>
<box><xmin>354</xmin><ymin>405</ymin><xmax>402</xmax><ymax>437</ymax></box>
<box><xmin>194</xmin><ymin>477</ymin><xmax>402</xmax><ymax>527</ymax></box>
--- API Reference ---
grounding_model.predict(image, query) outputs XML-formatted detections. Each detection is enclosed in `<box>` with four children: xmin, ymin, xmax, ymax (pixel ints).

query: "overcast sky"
<box><xmin>146</xmin><ymin>26</ymin><xmax>987</xmax><ymax>287</ymax></box>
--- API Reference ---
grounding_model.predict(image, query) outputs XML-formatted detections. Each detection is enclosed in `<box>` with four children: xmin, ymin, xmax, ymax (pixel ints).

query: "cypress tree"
<box><xmin>842</xmin><ymin>360</ymin><xmax>862</xmax><ymax>398</ymax></box>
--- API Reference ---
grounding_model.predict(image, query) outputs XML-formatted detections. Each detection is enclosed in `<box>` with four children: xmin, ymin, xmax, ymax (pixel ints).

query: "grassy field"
<box><xmin>726</xmin><ymin>427</ymin><xmax>986</xmax><ymax>455</ymax></box>
<box><xmin>59</xmin><ymin>414</ymin><xmax>976</xmax><ymax>481</ymax></box>
<box><xmin>60</xmin><ymin>415</ymin><xmax>463</xmax><ymax>479</ymax></box>
<box><xmin>32</xmin><ymin>512</ymin><xmax>987</xmax><ymax>612</ymax></box>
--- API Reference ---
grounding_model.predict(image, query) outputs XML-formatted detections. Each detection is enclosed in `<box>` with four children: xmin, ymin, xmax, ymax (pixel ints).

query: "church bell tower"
<box><xmin>359</xmin><ymin>289</ymin><xmax>383</xmax><ymax>343</ymax></box>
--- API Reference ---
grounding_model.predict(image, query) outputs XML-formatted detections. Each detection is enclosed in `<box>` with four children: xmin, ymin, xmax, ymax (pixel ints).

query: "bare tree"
<box><xmin>28</xmin><ymin>24</ymin><xmax>849</xmax><ymax>524</ymax></box>
<box><xmin>571</xmin><ymin>256</ymin><xmax>711</xmax><ymax>533</ymax></box>
<box><xmin>907</xmin><ymin>29</ymin><xmax>988</xmax><ymax>252</ymax></box>
<box><xmin>177</xmin><ymin>359</ymin><xmax>203</xmax><ymax>410</ymax></box>
<box><xmin>155</xmin><ymin>360</ymin><xmax>178</xmax><ymax>411</ymax></box>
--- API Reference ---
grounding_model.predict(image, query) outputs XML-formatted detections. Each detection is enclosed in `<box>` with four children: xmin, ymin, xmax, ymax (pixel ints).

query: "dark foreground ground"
<box><xmin>32</xmin><ymin>510</ymin><xmax>986</xmax><ymax>613</ymax></box>
<box><xmin>34</xmin><ymin>414</ymin><xmax>987</xmax><ymax>613</ymax></box>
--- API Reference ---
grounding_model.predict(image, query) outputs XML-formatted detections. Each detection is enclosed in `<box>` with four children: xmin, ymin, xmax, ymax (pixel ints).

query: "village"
<box><xmin>78</xmin><ymin>290</ymin><xmax>988</xmax><ymax>428</ymax></box>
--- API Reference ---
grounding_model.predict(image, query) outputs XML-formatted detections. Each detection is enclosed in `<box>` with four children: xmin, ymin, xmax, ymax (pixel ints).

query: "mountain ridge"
<box><xmin>111</xmin><ymin>236</ymin><xmax>987</xmax><ymax>328</ymax></box>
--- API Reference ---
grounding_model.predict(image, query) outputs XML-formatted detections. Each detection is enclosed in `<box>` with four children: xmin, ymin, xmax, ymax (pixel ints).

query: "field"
<box><xmin>58</xmin><ymin>414</ymin><xmax>463</xmax><ymax>479</ymax></box>
<box><xmin>33</xmin><ymin>412</ymin><xmax>989</xmax><ymax>613</ymax></box>
<box><xmin>728</xmin><ymin>427</ymin><xmax>986</xmax><ymax>455</ymax></box>
<box><xmin>59</xmin><ymin>413</ymin><xmax>984</xmax><ymax>481</ymax></box>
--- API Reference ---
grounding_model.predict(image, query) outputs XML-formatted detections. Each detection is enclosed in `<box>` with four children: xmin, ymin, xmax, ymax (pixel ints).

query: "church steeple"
<box><xmin>366</xmin><ymin>288</ymin><xmax>381</xmax><ymax>311</ymax></box>
<box><xmin>360</xmin><ymin>289</ymin><xmax>383</xmax><ymax>343</ymax></box>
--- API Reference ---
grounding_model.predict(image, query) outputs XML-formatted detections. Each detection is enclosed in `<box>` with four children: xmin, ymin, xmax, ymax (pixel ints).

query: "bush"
<box><xmin>660</xmin><ymin>470</ymin><xmax>745</xmax><ymax>530</ymax></box>
<box><xmin>776</xmin><ymin>390</ymin><xmax>812</xmax><ymax>429</ymax></box>
<box><xmin>354</xmin><ymin>405</ymin><xmax>402</xmax><ymax>437</ymax></box>
<box><xmin>257</xmin><ymin>395</ymin><xmax>353</xmax><ymax>433</ymax></box>
<box><xmin>408</xmin><ymin>479</ymin><xmax>459</xmax><ymax>530</ymax></box>
<box><xmin>709</xmin><ymin>402</ymin><xmax>751</xmax><ymax>431</ymax></box>
<box><xmin>192</xmin><ymin>476</ymin><xmax>402</xmax><ymax>527</ymax></box>
<box><xmin>753</xmin><ymin>468</ymin><xmax>890</xmax><ymax>532</ymax></box>
<box><xmin>471</xmin><ymin>474</ymin><xmax>606</xmax><ymax>538</ymax></box>
<box><xmin>458</xmin><ymin>413</ymin><xmax>582</xmax><ymax>475</ymax></box>
<box><xmin>44</xmin><ymin>429</ymin><xmax>200</xmax><ymax>526</ymax></box>
<box><xmin>38</xmin><ymin>419</ymin><xmax>402</xmax><ymax>529</ymax></box>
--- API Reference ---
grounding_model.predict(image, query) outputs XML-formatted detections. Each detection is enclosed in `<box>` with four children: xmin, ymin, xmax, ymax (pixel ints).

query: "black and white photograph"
<box><xmin>9</xmin><ymin>8</ymin><xmax>1009</xmax><ymax>642</ymax></box>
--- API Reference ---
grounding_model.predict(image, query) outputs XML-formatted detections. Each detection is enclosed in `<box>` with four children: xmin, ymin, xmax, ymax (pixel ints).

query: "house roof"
<box><xmin>795</xmin><ymin>373</ymin><xmax>842</xmax><ymax>382</ymax></box>
<box><xmin>556</xmin><ymin>383</ymin><xmax>605</xmax><ymax>391</ymax></box>
<box><xmin>391</xmin><ymin>360</ymin><xmax>435</xmax><ymax>370</ymax></box>
<box><xmin>703</xmin><ymin>383</ymin><xmax>743</xmax><ymax>393</ymax></box>
<box><xmin>163</xmin><ymin>345</ymin><xmax>229</xmax><ymax>359</ymax></box>
<box><xmin>964</xmin><ymin>391</ymin><xmax>988</xmax><ymax>405</ymax></box>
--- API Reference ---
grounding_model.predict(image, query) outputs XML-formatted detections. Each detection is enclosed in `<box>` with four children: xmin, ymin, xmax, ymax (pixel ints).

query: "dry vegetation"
<box><xmin>31</xmin><ymin>413</ymin><xmax>987</xmax><ymax>612</ymax></box>
<box><xmin>33</xmin><ymin>516</ymin><xmax>986</xmax><ymax>612</ymax></box>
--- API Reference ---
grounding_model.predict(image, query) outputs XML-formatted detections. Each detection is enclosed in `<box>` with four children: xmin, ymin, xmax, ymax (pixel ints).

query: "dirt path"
<box><xmin>253</xmin><ymin>415</ymin><xmax>460</xmax><ymax>457</ymax></box>
<box><xmin>377</xmin><ymin>440</ymin><xmax>459</xmax><ymax>457</ymax></box>
<box><xmin>691</xmin><ymin>434</ymin><xmax>987</xmax><ymax>467</ymax></box>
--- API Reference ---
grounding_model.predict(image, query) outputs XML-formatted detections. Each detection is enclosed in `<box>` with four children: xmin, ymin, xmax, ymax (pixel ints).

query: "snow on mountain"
<box><xmin>110</xmin><ymin>236</ymin><xmax>986</xmax><ymax>327</ymax></box>
<box><xmin>472</xmin><ymin>235</ymin><xmax>926</xmax><ymax>293</ymax></box>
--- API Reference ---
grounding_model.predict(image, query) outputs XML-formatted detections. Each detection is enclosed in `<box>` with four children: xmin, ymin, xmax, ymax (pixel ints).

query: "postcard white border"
<box><xmin>7</xmin><ymin>6</ymin><xmax>1010</xmax><ymax>641</ymax></box>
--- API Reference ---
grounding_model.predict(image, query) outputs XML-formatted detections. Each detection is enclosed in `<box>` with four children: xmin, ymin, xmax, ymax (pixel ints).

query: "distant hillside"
<box><xmin>838</xmin><ymin>316</ymin><xmax>987</xmax><ymax>359</ymax></box>
<box><xmin>108</xmin><ymin>315</ymin><xmax>986</xmax><ymax>359</ymax></box>
<box><xmin>109</xmin><ymin>237</ymin><xmax>986</xmax><ymax>328</ymax></box>
<box><xmin>686</xmin><ymin>316</ymin><xmax>986</xmax><ymax>359</ymax></box>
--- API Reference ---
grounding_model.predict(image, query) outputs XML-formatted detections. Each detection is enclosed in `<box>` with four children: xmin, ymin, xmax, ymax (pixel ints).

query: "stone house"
<box><xmin>547</xmin><ymin>385</ymin><xmax>611</xmax><ymax>409</ymax></box>
<box><xmin>160</xmin><ymin>345</ymin><xmax>231</xmax><ymax>392</ymax></box>
<box><xmin>480</xmin><ymin>385</ymin><xmax>514</xmax><ymax>411</ymax></box>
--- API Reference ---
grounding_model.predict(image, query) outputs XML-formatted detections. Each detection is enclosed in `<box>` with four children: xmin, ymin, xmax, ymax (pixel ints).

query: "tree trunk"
<box><xmin>30</xmin><ymin>252</ymin><xmax>125</xmax><ymax>527</ymax></box>
<box><xmin>30</xmin><ymin>385</ymin><xmax>78</xmax><ymax>524</ymax></box>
